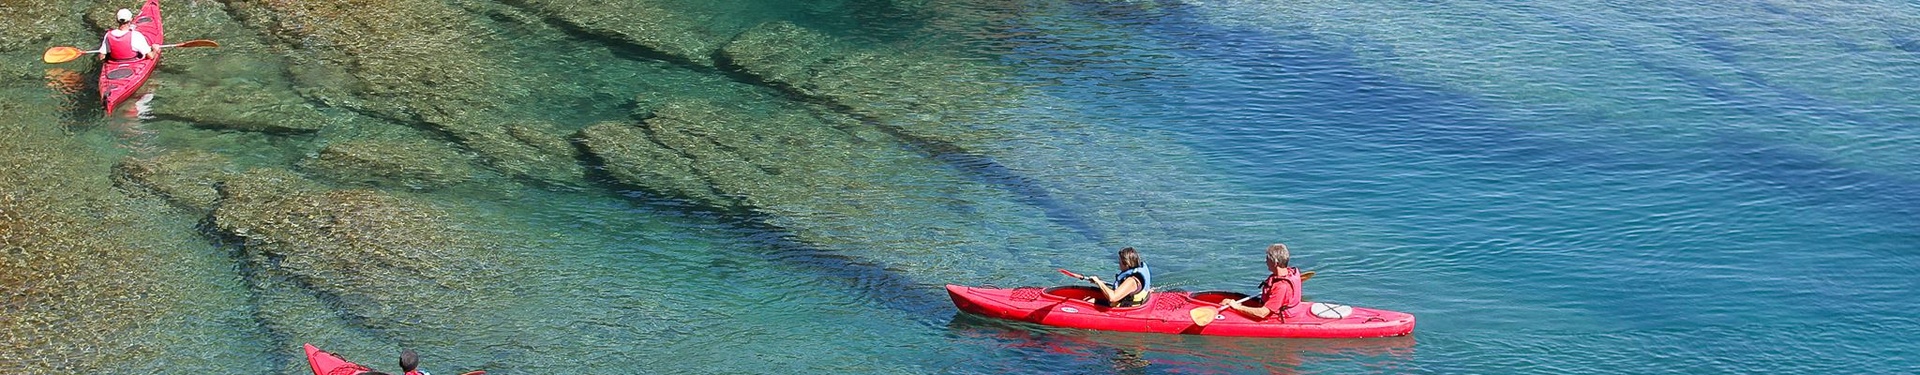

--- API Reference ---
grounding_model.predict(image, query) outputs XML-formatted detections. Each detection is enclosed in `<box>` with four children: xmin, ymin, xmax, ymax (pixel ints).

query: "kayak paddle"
<box><xmin>42</xmin><ymin>39</ymin><xmax>219</xmax><ymax>64</ymax></box>
<box><xmin>1188</xmin><ymin>271</ymin><xmax>1314</xmax><ymax>327</ymax></box>
<box><xmin>1057</xmin><ymin>268</ymin><xmax>1090</xmax><ymax>281</ymax></box>
<box><xmin>459</xmin><ymin>371</ymin><xmax>486</xmax><ymax>375</ymax></box>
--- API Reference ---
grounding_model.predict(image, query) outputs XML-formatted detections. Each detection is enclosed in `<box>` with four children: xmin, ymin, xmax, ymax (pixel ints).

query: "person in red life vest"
<box><xmin>97</xmin><ymin>8</ymin><xmax>156</xmax><ymax>61</ymax></box>
<box><xmin>1220</xmin><ymin>243</ymin><xmax>1303</xmax><ymax>320</ymax></box>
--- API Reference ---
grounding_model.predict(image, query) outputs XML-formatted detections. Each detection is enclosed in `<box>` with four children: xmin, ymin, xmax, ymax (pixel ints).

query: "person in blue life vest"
<box><xmin>1083</xmin><ymin>247</ymin><xmax>1152</xmax><ymax>307</ymax></box>
<box><xmin>98</xmin><ymin>8</ymin><xmax>157</xmax><ymax>61</ymax></box>
<box><xmin>1221</xmin><ymin>243</ymin><xmax>1303</xmax><ymax>320</ymax></box>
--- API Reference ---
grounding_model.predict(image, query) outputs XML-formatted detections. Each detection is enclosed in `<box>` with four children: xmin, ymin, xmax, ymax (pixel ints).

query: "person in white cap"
<box><xmin>98</xmin><ymin>8</ymin><xmax>156</xmax><ymax>61</ymax></box>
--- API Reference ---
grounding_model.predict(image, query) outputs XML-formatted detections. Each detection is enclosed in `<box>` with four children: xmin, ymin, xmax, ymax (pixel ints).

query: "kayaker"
<box><xmin>400</xmin><ymin>349</ymin><xmax>430</xmax><ymax>375</ymax></box>
<box><xmin>1221</xmin><ymin>243</ymin><xmax>1302</xmax><ymax>320</ymax></box>
<box><xmin>1084</xmin><ymin>247</ymin><xmax>1152</xmax><ymax>307</ymax></box>
<box><xmin>97</xmin><ymin>8</ymin><xmax>156</xmax><ymax>61</ymax></box>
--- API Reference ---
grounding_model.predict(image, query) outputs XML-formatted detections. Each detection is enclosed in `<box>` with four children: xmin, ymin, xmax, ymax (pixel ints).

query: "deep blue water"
<box><xmin>943</xmin><ymin>0</ymin><xmax>1920</xmax><ymax>373</ymax></box>
<box><xmin>23</xmin><ymin>0</ymin><xmax>1920</xmax><ymax>373</ymax></box>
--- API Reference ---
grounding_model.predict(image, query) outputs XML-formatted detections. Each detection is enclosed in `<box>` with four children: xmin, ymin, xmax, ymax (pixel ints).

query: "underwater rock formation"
<box><xmin>719</xmin><ymin>21</ymin><xmax>1014</xmax><ymax>147</ymax></box>
<box><xmin>496</xmin><ymin>0</ymin><xmax>720</xmax><ymax>67</ymax></box>
<box><xmin>0</xmin><ymin>97</ymin><xmax>252</xmax><ymax>374</ymax></box>
<box><xmin>113</xmin><ymin>150</ymin><xmax>235</xmax><ymax>213</ymax></box>
<box><xmin>224</xmin><ymin>0</ymin><xmax>584</xmax><ymax>185</ymax></box>
<box><xmin>308</xmin><ymin>139</ymin><xmax>476</xmax><ymax>191</ymax></box>
<box><xmin>150</xmin><ymin>79</ymin><xmax>329</xmax><ymax>134</ymax></box>
<box><xmin>212</xmin><ymin>168</ymin><xmax>506</xmax><ymax>340</ymax></box>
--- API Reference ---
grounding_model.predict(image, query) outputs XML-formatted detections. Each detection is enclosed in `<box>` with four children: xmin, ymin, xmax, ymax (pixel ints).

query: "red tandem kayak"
<box><xmin>100</xmin><ymin>0</ymin><xmax>164</xmax><ymax>113</ymax></box>
<box><xmin>305</xmin><ymin>343</ymin><xmax>374</xmax><ymax>375</ymax></box>
<box><xmin>946</xmin><ymin>284</ymin><xmax>1414</xmax><ymax>338</ymax></box>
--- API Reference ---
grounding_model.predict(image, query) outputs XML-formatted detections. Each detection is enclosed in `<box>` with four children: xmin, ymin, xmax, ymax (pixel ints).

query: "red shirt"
<box><xmin>1258</xmin><ymin>267</ymin><xmax>1302</xmax><ymax>319</ymax></box>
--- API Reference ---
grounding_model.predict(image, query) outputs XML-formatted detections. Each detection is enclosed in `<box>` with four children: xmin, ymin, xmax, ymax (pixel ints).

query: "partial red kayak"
<box><xmin>100</xmin><ymin>0</ymin><xmax>163</xmax><ymax>113</ymax></box>
<box><xmin>305</xmin><ymin>343</ymin><xmax>374</xmax><ymax>375</ymax></box>
<box><xmin>946</xmin><ymin>284</ymin><xmax>1415</xmax><ymax>338</ymax></box>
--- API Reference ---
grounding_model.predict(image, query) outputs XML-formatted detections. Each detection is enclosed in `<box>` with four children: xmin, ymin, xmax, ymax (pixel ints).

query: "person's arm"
<box><xmin>1089</xmin><ymin>276</ymin><xmax>1140</xmax><ymax>303</ymax></box>
<box><xmin>1223</xmin><ymin>298</ymin><xmax>1271</xmax><ymax>319</ymax></box>
<box><xmin>97</xmin><ymin>36</ymin><xmax>109</xmax><ymax>60</ymax></box>
<box><xmin>130</xmin><ymin>32</ymin><xmax>152</xmax><ymax>57</ymax></box>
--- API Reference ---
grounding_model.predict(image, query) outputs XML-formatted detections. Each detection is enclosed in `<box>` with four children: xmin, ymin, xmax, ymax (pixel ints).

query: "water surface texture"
<box><xmin>2</xmin><ymin>0</ymin><xmax>1917</xmax><ymax>374</ymax></box>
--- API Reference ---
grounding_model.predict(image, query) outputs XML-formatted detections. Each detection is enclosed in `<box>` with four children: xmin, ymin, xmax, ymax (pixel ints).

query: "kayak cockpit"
<box><xmin>1042</xmin><ymin>285</ymin><xmax>1155</xmax><ymax>311</ymax></box>
<box><xmin>1188</xmin><ymin>291</ymin><xmax>1252</xmax><ymax>305</ymax></box>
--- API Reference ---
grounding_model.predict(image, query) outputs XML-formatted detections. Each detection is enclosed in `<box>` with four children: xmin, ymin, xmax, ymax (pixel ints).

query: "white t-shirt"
<box><xmin>99</xmin><ymin>29</ymin><xmax>153</xmax><ymax>57</ymax></box>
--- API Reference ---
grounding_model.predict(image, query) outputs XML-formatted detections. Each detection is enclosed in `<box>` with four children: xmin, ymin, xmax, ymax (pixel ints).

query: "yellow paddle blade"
<box><xmin>1301</xmin><ymin>271</ymin><xmax>1315</xmax><ymax>283</ymax></box>
<box><xmin>1190</xmin><ymin>306</ymin><xmax>1222</xmax><ymax>327</ymax></box>
<box><xmin>42</xmin><ymin>46</ymin><xmax>83</xmax><ymax>64</ymax></box>
<box><xmin>169</xmin><ymin>39</ymin><xmax>219</xmax><ymax>48</ymax></box>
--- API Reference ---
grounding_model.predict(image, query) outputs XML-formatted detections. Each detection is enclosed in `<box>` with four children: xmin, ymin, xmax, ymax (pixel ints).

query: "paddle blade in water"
<box><xmin>42</xmin><ymin>46</ymin><xmax>82</xmax><ymax>64</ymax></box>
<box><xmin>170</xmin><ymin>39</ymin><xmax>219</xmax><ymax>48</ymax></box>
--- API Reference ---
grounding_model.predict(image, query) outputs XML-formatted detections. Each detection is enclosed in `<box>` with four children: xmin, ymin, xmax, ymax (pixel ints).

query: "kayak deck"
<box><xmin>947</xmin><ymin>284</ymin><xmax>1414</xmax><ymax>338</ymax></box>
<box><xmin>304</xmin><ymin>343</ymin><xmax>373</xmax><ymax>375</ymax></box>
<box><xmin>100</xmin><ymin>0</ymin><xmax>164</xmax><ymax>113</ymax></box>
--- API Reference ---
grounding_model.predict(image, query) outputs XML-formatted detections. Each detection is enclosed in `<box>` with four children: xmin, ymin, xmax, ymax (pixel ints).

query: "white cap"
<box><xmin>116</xmin><ymin>9</ymin><xmax>133</xmax><ymax>23</ymax></box>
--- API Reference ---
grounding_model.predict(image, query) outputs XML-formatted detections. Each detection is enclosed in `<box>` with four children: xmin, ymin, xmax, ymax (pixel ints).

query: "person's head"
<box><xmin>115</xmin><ymin>9</ymin><xmax>133</xmax><ymax>25</ymax></box>
<box><xmin>399</xmin><ymin>349</ymin><xmax>419</xmax><ymax>372</ymax></box>
<box><xmin>1116</xmin><ymin>247</ymin><xmax>1142</xmax><ymax>271</ymax></box>
<box><xmin>1266</xmin><ymin>243</ymin><xmax>1290</xmax><ymax>270</ymax></box>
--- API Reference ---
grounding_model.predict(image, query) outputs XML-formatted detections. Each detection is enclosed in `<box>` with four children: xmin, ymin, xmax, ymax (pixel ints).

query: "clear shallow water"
<box><xmin>11</xmin><ymin>0</ymin><xmax>1920</xmax><ymax>373</ymax></box>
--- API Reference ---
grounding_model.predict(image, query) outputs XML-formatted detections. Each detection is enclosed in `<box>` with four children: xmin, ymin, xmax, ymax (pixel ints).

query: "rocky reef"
<box><xmin>225</xmin><ymin>0</ymin><xmax>585</xmax><ymax>185</ymax></box>
<box><xmin>3</xmin><ymin>0</ymin><xmax>1049</xmax><ymax>372</ymax></box>
<box><xmin>113</xmin><ymin>149</ymin><xmax>235</xmax><ymax>213</ymax></box>
<box><xmin>212</xmin><ymin>168</ymin><xmax>504</xmax><ymax>334</ymax></box>
<box><xmin>719</xmin><ymin>21</ymin><xmax>1016</xmax><ymax>147</ymax></box>
<box><xmin>0</xmin><ymin>95</ymin><xmax>255</xmax><ymax>373</ymax></box>
<box><xmin>307</xmin><ymin>139</ymin><xmax>476</xmax><ymax>190</ymax></box>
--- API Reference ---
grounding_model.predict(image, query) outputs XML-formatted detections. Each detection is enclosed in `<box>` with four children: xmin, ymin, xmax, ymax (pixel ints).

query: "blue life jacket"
<box><xmin>1112</xmin><ymin>265</ymin><xmax>1152</xmax><ymax>307</ymax></box>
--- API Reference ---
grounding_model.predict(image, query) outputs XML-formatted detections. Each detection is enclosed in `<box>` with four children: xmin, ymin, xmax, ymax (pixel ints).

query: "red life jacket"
<box><xmin>106</xmin><ymin>30</ymin><xmax>139</xmax><ymax>61</ymax></box>
<box><xmin>1257</xmin><ymin>267</ymin><xmax>1303</xmax><ymax>319</ymax></box>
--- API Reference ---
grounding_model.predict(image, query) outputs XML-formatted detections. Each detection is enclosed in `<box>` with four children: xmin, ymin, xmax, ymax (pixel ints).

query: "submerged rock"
<box><xmin>113</xmin><ymin>150</ymin><xmax>235</xmax><ymax>213</ymax></box>
<box><xmin>0</xmin><ymin>1</ymin><xmax>82</xmax><ymax>52</ymax></box>
<box><xmin>495</xmin><ymin>0</ymin><xmax>719</xmax><ymax>67</ymax></box>
<box><xmin>578</xmin><ymin>99</ymin><xmax>985</xmax><ymax>224</ymax></box>
<box><xmin>149</xmin><ymin>79</ymin><xmax>329</xmax><ymax>134</ymax></box>
<box><xmin>224</xmin><ymin>0</ymin><xmax>585</xmax><ymax>186</ymax></box>
<box><xmin>212</xmin><ymin>168</ymin><xmax>500</xmax><ymax>334</ymax></box>
<box><xmin>719</xmin><ymin>21</ymin><xmax>1014</xmax><ymax>146</ymax></box>
<box><xmin>308</xmin><ymin>139</ymin><xmax>475</xmax><ymax>191</ymax></box>
<box><xmin>0</xmin><ymin>96</ymin><xmax>252</xmax><ymax>373</ymax></box>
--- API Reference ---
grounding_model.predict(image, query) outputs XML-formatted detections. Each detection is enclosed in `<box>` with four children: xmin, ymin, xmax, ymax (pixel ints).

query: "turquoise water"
<box><xmin>10</xmin><ymin>0</ymin><xmax>1920</xmax><ymax>373</ymax></box>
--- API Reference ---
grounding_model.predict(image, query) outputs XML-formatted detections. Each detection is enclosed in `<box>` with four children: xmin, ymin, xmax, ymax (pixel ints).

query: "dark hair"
<box><xmin>1117</xmin><ymin>247</ymin><xmax>1142</xmax><ymax>270</ymax></box>
<box><xmin>400</xmin><ymin>349</ymin><xmax>419</xmax><ymax>372</ymax></box>
<box><xmin>1266</xmin><ymin>243</ymin><xmax>1290</xmax><ymax>268</ymax></box>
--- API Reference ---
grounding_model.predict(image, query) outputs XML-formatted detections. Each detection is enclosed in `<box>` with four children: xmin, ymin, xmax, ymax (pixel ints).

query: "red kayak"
<box><xmin>305</xmin><ymin>343</ymin><xmax>374</xmax><ymax>375</ymax></box>
<box><xmin>946</xmin><ymin>285</ymin><xmax>1415</xmax><ymax>338</ymax></box>
<box><xmin>100</xmin><ymin>0</ymin><xmax>163</xmax><ymax>113</ymax></box>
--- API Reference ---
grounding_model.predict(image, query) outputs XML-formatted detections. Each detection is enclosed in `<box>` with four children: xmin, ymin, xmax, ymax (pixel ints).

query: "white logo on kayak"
<box><xmin>1061</xmin><ymin>307</ymin><xmax>1079</xmax><ymax>313</ymax></box>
